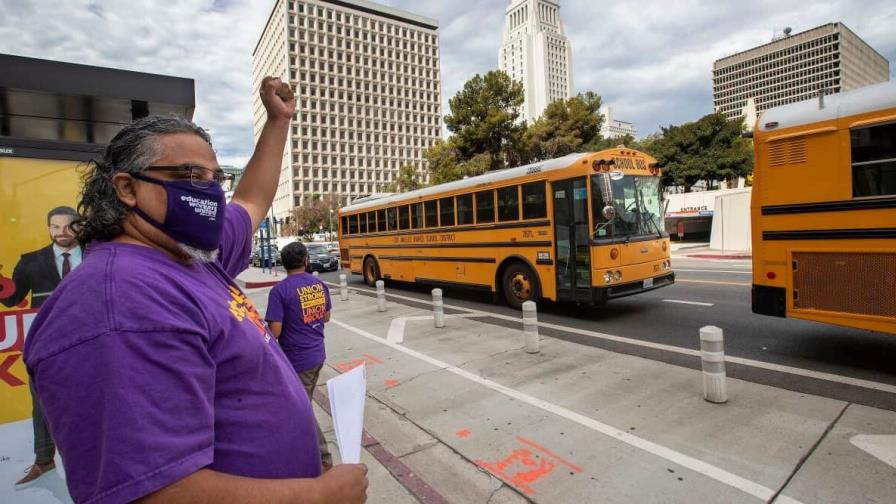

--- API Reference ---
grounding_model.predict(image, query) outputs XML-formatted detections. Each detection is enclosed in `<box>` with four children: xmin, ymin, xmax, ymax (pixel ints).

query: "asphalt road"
<box><xmin>314</xmin><ymin>255</ymin><xmax>896</xmax><ymax>410</ymax></box>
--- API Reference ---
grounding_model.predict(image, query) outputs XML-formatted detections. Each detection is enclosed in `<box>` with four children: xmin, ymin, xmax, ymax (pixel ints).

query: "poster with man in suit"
<box><xmin>0</xmin><ymin>205</ymin><xmax>82</xmax><ymax>487</ymax></box>
<box><xmin>1</xmin><ymin>206</ymin><xmax>82</xmax><ymax>309</ymax></box>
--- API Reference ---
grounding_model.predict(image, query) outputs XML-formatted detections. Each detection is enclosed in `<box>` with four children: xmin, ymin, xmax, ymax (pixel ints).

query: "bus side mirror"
<box><xmin>602</xmin><ymin>205</ymin><xmax>616</xmax><ymax>221</ymax></box>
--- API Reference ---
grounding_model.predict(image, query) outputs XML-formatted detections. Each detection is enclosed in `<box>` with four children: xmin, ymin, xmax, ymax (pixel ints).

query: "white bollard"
<box><xmin>700</xmin><ymin>326</ymin><xmax>728</xmax><ymax>403</ymax></box>
<box><xmin>312</xmin><ymin>271</ymin><xmax>319</xmax><ymax>277</ymax></box>
<box><xmin>376</xmin><ymin>280</ymin><xmax>387</xmax><ymax>312</ymax></box>
<box><xmin>522</xmin><ymin>301</ymin><xmax>539</xmax><ymax>354</ymax></box>
<box><xmin>432</xmin><ymin>289</ymin><xmax>445</xmax><ymax>328</ymax></box>
<box><xmin>339</xmin><ymin>274</ymin><xmax>349</xmax><ymax>301</ymax></box>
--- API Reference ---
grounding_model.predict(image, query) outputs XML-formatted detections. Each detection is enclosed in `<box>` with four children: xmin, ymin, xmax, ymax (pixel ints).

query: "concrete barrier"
<box><xmin>376</xmin><ymin>280</ymin><xmax>387</xmax><ymax>312</ymax></box>
<box><xmin>432</xmin><ymin>289</ymin><xmax>445</xmax><ymax>328</ymax></box>
<box><xmin>700</xmin><ymin>326</ymin><xmax>728</xmax><ymax>403</ymax></box>
<box><xmin>522</xmin><ymin>301</ymin><xmax>539</xmax><ymax>354</ymax></box>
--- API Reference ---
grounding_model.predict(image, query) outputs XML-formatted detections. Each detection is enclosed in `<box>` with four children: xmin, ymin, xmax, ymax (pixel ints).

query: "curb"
<box><xmin>312</xmin><ymin>389</ymin><xmax>449</xmax><ymax>504</ymax></box>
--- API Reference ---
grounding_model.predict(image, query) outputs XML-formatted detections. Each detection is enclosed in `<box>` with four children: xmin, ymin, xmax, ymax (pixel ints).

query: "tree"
<box><xmin>386</xmin><ymin>164</ymin><xmax>424</xmax><ymax>193</ymax></box>
<box><xmin>645</xmin><ymin>112</ymin><xmax>753</xmax><ymax>192</ymax></box>
<box><xmin>444</xmin><ymin>71</ymin><xmax>527</xmax><ymax>170</ymax></box>
<box><xmin>423</xmin><ymin>139</ymin><xmax>491</xmax><ymax>185</ymax></box>
<box><xmin>283</xmin><ymin>194</ymin><xmax>340</xmax><ymax>238</ymax></box>
<box><xmin>526</xmin><ymin>92</ymin><xmax>604</xmax><ymax>161</ymax></box>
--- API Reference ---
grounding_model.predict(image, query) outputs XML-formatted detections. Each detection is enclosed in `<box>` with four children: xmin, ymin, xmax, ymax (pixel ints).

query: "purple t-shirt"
<box><xmin>24</xmin><ymin>204</ymin><xmax>322</xmax><ymax>504</ymax></box>
<box><xmin>265</xmin><ymin>273</ymin><xmax>331</xmax><ymax>373</ymax></box>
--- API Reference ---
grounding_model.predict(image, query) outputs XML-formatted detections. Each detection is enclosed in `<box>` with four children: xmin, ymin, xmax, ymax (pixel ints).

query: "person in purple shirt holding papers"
<box><xmin>265</xmin><ymin>242</ymin><xmax>334</xmax><ymax>471</ymax></box>
<box><xmin>23</xmin><ymin>77</ymin><xmax>368</xmax><ymax>504</ymax></box>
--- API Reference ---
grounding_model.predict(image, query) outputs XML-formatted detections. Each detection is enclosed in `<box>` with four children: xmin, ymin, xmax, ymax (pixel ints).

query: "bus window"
<box><xmin>497</xmin><ymin>186</ymin><xmax>520</xmax><ymax>222</ymax></box>
<box><xmin>439</xmin><ymin>197</ymin><xmax>455</xmax><ymax>227</ymax></box>
<box><xmin>399</xmin><ymin>205</ymin><xmax>410</xmax><ymax>229</ymax></box>
<box><xmin>424</xmin><ymin>200</ymin><xmax>438</xmax><ymax>227</ymax></box>
<box><xmin>851</xmin><ymin>122</ymin><xmax>896</xmax><ymax>197</ymax></box>
<box><xmin>475</xmin><ymin>190</ymin><xmax>495</xmax><ymax>223</ymax></box>
<box><xmin>349</xmin><ymin>214</ymin><xmax>359</xmax><ymax>234</ymax></box>
<box><xmin>522</xmin><ymin>182</ymin><xmax>547</xmax><ymax>219</ymax></box>
<box><xmin>366</xmin><ymin>211</ymin><xmax>376</xmax><ymax>232</ymax></box>
<box><xmin>359</xmin><ymin>213</ymin><xmax>368</xmax><ymax>234</ymax></box>
<box><xmin>377</xmin><ymin>209</ymin><xmax>386</xmax><ymax>232</ymax></box>
<box><xmin>387</xmin><ymin>207</ymin><xmax>398</xmax><ymax>230</ymax></box>
<box><xmin>457</xmin><ymin>194</ymin><xmax>473</xmax><ymax>225</ymax></box>
<box><xmin>341</xmin><ymin>216</ymin><xmax>348</xmax><ymax>235</ymax></box>
<box><xmin>411</xmin><ymin>203</ymin><xmax>424</xmax><ymax>229</ymax></box>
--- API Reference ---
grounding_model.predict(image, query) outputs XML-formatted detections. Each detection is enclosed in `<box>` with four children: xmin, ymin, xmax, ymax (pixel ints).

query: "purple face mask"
<box><xmin>131</xmin><ymin>173</ymin><xmax>226</xmax><ymax>251</ymax></box>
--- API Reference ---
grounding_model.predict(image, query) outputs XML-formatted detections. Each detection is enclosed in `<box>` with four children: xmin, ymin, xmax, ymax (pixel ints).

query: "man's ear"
<box><xmin>111</xmin><ymin>173</ymin><xmax>138</xmax><ymax>207</ymax></box>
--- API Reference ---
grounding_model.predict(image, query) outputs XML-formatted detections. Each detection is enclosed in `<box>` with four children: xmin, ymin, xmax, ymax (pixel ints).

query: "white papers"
<box><xmin>326</xmin><ymin>363</ymin><xmax>367</xmax><ymax>464</ymax></box>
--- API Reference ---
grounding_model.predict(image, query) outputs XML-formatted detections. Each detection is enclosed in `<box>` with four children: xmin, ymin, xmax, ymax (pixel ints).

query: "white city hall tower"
<box><xmin>498</xmin><ymin>0</ymin><xmax>573</xmax><ymax>122</ymax></box>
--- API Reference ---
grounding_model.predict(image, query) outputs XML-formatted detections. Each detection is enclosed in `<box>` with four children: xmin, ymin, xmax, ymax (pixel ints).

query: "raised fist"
<box><xmin>260</xmin><ymin>76</ymin><xmax>296</xmax><ymax>122</ymax></box>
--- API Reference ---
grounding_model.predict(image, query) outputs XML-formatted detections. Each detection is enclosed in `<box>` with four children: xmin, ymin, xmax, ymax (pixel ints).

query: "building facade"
<box><xmin>498</xmin><ymin>0</ymin><xmax>573</xmax><ymax>122</ymax></box>
<box><xmin>713</xmin><ymin>22</ymin><xmax>889</xmax><ymax>123</ymax></box>
<box><xmin>252</xmin><ymin>0</ymin><xmax>441</xmax><ymax>221</ymax></box>
<box><xmin>599</xmin><ymin>106</ymin><xmax>636</xmax><ymax>139</ymax></box>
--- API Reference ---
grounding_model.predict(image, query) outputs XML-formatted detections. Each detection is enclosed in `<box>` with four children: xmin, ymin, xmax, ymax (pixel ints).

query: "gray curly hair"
<box><xmin>77</xmin><ymin>114</ymin><xmax>211</xmax><ymax>244</ymax></box>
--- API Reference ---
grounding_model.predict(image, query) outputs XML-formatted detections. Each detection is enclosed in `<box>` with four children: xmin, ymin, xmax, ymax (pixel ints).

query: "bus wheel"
<box><xmin>363</xmin><ymin>257</ymin><xmax>380</xmax><ymax>287</ymax></box>
<box><xmin>501</xmin><ymin>262</ymin><xmax>539</xmax><ymax>309</ymax></box>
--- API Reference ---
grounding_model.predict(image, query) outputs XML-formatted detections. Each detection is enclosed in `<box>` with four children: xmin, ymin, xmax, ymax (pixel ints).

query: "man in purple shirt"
<box><xmin>23</xmin><ymin>77</ymin><xmax>367</xmax><ymax>503</ymax></box>
<box><xmin>265</xmin><ymin>242</ymin><xmax>334</xmax><ymax>470</ymax></box>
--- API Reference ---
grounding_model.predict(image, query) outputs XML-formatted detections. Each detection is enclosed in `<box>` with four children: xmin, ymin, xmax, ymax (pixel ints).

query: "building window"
<box><xmin>851</xmin><ymin>122</ymin><xmax>896</xmax><ymax>197</ymax></box>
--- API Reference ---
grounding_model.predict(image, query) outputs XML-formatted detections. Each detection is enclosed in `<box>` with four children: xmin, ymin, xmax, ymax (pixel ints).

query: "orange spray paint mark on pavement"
<box><xmin>334</xmin><ymin>353</ymin><xmax>383</xmax><ymax>373</ymax></box>
<box><xmin>385</xmin><ymin>379</ymin><xmax>400</xmax><ymax>388</ymax></box>
<box><xmin>474</xmin><ymin>436</ymin><xmax>582</xmax><ymax>495</ymax></box>
<box><xmin>456</xmin><ymin>429</ymin><xmax>471</xmax><ymax>439</ymax></box>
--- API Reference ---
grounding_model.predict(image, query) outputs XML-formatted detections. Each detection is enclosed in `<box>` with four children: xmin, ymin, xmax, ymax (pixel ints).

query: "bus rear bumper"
<box><xmin>594</xmin><ymin>272</ymin><xmax>675</xmax><ymax>303</ymax></box>
<box><xmin>752</xmin><ymin>284</ymin><xmax>786</xmax><ymax>317</ymax></box>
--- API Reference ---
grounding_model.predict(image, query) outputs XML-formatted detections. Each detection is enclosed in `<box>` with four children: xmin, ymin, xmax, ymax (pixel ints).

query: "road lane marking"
<box><xmin>675</xmin><ymin>269</ymin><xmax>752</xmax><ymax>274</ymax></box>
<box><xmin>387</xmin><ymin>313</ymin><xmax>489</xmax><ymax>343</ymax></box>
<box><xmin>331</xmin><ymin>317</ymin><xmax>795</xmax><ymax>502</ymax></box>
<box><xmin>663</xmin><ymin>299</ymin><xmax>715</xmax><ymax>307</ymax></box>
<box><xmin>676</xmin><ymin>279</ymin><xmax>751</xmax><ymax>286</ymax></box>
<box><xmin>326</xmin><ymin>281</ymin><xmax>896</xmax><ymax>396</ymax></box>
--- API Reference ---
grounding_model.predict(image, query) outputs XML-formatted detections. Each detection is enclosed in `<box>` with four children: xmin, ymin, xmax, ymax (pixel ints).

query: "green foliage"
<box><xmin>526</xmin><ymin>92</ymin><xmax>604</xmax><ymax>161</ymax></box>
<box><xmin>644</xmin><ymin>113</ymin><xmax>753</xmax><ymax>191</ymax></box>
<box><xmin>386</xmin><ymin>164</ymin><xmax>424</xmax><ymax>193</ymax></box>
<box><xmin>424</xmin><ymin>139</ymin><xmax>490</xmax><ymax>185</ymax></box>
<box><xmin>444</xmin><ymin>71</ymin><xmax>527</xmax><ymax>171</ymax></box>
<box><xmin>284</xmin><ymin>194</ymin><xmax>340</xmax><ymax>238</ymax></box>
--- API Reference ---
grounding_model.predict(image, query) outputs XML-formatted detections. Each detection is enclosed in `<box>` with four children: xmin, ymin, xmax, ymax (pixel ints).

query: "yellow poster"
<box><xmin>0</xmin><ymin>157</ymin><xmax>82</xmax><ymax>424</ymax></box>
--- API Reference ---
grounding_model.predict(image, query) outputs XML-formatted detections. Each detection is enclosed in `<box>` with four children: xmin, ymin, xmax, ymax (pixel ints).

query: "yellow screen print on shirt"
<box><xmin>297</xmin><ymin>283</ymin><xmax>327</xmax><ymax>324</ymax></box>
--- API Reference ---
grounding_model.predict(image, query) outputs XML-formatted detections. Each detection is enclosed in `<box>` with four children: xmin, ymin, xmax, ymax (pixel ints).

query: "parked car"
<box><xmin>325</xmin><ymin>241</ymin><xmax>340</xmax><ymax>255</ymax></box>
<box><xmin>251</xmin><ymin>244</ymin><xmax>280</xmax><ymax>268</ymax></box>
<box><xmin>304</xmin><ymin>243</ymin><xmax>339</xmax><ymax>272</ymax></box>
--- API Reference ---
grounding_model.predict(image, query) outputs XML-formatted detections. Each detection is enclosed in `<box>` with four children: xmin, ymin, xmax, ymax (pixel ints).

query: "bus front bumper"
<box><xmin>593</xmin><ymin>272</ymin><xmax>675</xmax><ymax>303</ymax></box>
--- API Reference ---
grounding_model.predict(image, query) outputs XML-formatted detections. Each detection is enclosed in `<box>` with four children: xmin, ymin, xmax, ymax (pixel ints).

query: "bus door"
<box><xmin>552</xmin><ymin>178</ymin><xmax>592</xmax><ymax>302</ymax></box>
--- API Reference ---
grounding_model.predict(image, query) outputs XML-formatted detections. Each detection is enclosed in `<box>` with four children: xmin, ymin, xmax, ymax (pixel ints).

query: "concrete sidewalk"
<box><xmin>283</xmin><ymin>283</ymin><xmax>896</xmax><ymax>503</ymax></box>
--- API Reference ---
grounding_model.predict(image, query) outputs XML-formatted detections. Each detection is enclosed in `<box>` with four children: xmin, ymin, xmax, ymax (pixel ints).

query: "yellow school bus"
<box><xmin>751</xmin><ymin>80</ymin><xmax>896</xmax><ymax>334</ymax></box>
<box><xmin>338</xmin><ymin>148</ymin><xmax>674</xmax><ymax>308</ymax></box>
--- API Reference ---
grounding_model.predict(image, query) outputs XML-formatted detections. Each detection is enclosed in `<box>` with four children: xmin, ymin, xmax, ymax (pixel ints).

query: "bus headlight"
<box><xmin>603</xmin><ymin>272</ymin><xmax>613</xmax><ymax>284</ymax></box>
<box><xmin>614</xmin><ymin>271</ymin><xmax>622</xmax><ymax>281</ymax></box>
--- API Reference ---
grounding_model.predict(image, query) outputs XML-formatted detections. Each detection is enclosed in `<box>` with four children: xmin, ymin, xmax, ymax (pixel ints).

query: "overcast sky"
<box><xmin>1</xmin><ymin>0</ymin><xmax>894</xmax><ymax>167</ymax></box>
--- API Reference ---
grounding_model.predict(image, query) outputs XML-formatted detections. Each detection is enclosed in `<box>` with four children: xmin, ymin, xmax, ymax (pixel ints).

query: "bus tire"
<box><xmin>501</xmin><ymin>261</ymin><xmax>539</xmax><ymax>309</ymax></box>
<box><xmin>362</xmin><ymin>256</ymin><xmax>380</xmax><ymax>287</ymax></box>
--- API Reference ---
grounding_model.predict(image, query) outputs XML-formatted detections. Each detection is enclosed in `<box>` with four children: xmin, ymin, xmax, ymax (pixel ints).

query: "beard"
<box><xmin>177</xmin><ymin>243</ymin><xmax>220</xmax><ymax>263</ymax></box>
<box><xmin>52</xmin><ymin>235</ymin><xmax>76</xmax><ymax>248</ymax></box>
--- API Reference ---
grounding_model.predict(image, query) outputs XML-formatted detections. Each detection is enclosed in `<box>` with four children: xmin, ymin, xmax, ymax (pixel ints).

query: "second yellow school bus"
<box><xmin>338</xmin><ymin>148</ymin><xmax>674</xmax><ymax>308</ymax></box>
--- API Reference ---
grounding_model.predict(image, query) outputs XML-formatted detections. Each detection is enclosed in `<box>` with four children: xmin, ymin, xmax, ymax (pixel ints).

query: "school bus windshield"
<box><xmin>591</xmin><ymin>174</ymin><xmax>663</xmax><ymax>240</ymax></box>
